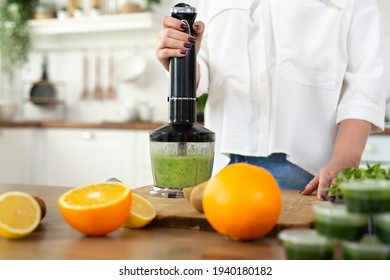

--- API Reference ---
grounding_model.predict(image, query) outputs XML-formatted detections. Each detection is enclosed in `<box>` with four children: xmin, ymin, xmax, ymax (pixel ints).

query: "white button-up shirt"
<box><xmin>196</xmin><ymin>0</ymin><xmax>386</xmax><ymax>175</ymax></box>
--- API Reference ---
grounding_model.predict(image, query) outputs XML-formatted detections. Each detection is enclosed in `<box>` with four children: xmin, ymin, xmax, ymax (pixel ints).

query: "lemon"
<box><xmin>124</xmin><ymin>193</ymin><xmax>156</xmax><ymax>229</ymax></box>
<box><xmin>0</xmin><ymin>191</ymin><xmax>41</xmax><ymax>239</ymax></box>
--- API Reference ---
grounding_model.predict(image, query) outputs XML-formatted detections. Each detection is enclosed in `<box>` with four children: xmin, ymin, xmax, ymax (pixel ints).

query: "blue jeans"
<box><xmin>229</xmin><ymin>153</ymin><xmax>314</xmax><ymax>190</ymax></box>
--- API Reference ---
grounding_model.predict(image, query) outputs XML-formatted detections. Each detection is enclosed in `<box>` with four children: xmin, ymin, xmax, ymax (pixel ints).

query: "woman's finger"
<box><xmin>158</xmin><ymin>27</ymin><xmax>194</xmax><ymax>44</ymax></box>
<box><xmin>300</xmin><ymin>176</ymin><xmax>319</xmax><ymax>195</ymax></box>
<box><xmin>316</xmin><ymin>176</ymin><xmax>332</xmax><ymax>200</ymax></box>
<box><xmin>192</xmin><ymin>21</ymin><xmax>205</xmax><ymax>53</ymax></box>
<box><xmin>156</xmin><ymin>34</ymin><xmax>194</xmax><ymax>52</ymax></box>
<box><xmin>162</xmin><ymin>16</ymin><xmax>187</xmax><ymax>30</ymax></box>
<box><xmin>156</xmin><ymin>48</ymin><xmax>187</xmax><ymax>62</ymax></box>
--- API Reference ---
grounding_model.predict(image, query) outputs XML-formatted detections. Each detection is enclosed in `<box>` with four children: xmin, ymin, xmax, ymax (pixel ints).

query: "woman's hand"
<box><xmin>300</xmin><ymin>119</ymin><xmax>372</xmax><ymax>200</ymax></box>
<box><xmin>300</xmin><ymin>160</ymin><xmax>346</xmax><ymax>200</ymax></box>
<box><xmin>156</xmin><ymin>16</ymin><xmax>205</xmax><ymax>71</ymax></box>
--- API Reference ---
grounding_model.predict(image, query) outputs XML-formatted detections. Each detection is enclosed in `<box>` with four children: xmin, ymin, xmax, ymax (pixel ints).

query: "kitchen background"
<box><xmin>0</xmin><ymin>0</ymin><xmax>203</xmax><ymax>124</ymax></box>
<box><xmin>0</xmin><ymin>0</ymin><xmax>389</xmax><ymax>189</ymax></box>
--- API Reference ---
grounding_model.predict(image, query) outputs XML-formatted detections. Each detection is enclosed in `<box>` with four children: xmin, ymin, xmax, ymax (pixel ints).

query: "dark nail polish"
<box><xmin>195</xmin><ymin>24</ymin><xmax>201</xmax><ymax>31</ymax></box>
<box><xmin>180</xmin><ymin>50</ymin><xmax>187</xmax><ymax>55</ymax></box>
<box><xmin>180</xmin><ymin>23</ymin><xmax>188</xmax><ymax>30</ymax></box>
<box><xmin>183</xmin><ymin>42</ymin><xmax>192</xmax><ymax>48</ymax></box>
<box><xmin>188</xmin><ymin>37</ymin><xmax>196</xmax><ymax>44</ymax></box>
<box><xmin>320</xmin><ymin>194</ymin><xmax>328</xmax><ymax>201</ymax></box>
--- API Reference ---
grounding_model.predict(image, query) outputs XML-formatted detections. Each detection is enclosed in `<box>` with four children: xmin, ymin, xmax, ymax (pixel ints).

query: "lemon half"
<box><xmin>124</xmin><ymin>193</ymin><xmax>156</xmax><ymax>229</ymax></box>
<box><xmin>0</xmin><ymin>191</ymin><xmax>41</xmax><ymax>239</ymax></box>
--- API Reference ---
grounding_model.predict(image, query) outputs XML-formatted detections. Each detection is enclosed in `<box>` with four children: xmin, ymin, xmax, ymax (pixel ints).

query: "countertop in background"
<box><xmin>1</xmin><ymin>121</ymin><xmax>389</xmax><ymax>135</ymax></box>
<box><xmin>0</xmin><ymin>120</ymin><xmax>162</xmax><ymax>130</ymax></box>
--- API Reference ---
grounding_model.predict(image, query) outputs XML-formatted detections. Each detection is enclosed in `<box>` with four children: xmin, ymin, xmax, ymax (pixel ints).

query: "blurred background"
<box><xmin>0</xmin><ymin>0</ymin><xmax>388</xmax><ymax>189</ymax></box>
<box><xmin>0</xmin><ymin>0</ymin><xmax>201</xmax><ymax>123</ymax></box>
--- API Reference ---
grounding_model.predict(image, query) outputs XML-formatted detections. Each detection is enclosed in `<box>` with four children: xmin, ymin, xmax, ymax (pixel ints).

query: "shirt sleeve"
<box><xmin>336</xmin><ymin>1</ymin><xmax>386</xmax><ymax>132</ymax></box>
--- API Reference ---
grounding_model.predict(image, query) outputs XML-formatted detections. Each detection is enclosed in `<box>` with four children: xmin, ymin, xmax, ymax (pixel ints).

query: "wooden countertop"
<box><xmin>0</xmin><ymin>121</ymin><xmax>163</xmax><ymax>130</ymax></box>
<box><xmin>0</xmin><ymin>183</ymin><xmax>319</xmax><ymax>260</ymax></box>
<box><xmin>1</xmin><ymin>120</ymin><xmax>390</xmax><ymax>134</ymax></box>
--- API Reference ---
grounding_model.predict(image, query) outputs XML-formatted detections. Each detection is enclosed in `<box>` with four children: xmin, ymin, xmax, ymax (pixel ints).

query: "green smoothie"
<box><xmin>340</xmin><ymin>180</ymin><xmax>390</xmax><ymax>214</ymax></box>
<box><xmin>151</xmin><ymin>154</ymin><xmax>213</xmax><ymax>189</ymax></box>
<box><xmin>342</xmin><ymin>235</ymin><xmax>390</xmax><ymax>260</ymax></box>
<box><xmin>283</xmin><ymin>242</ymin><xmax>334</xmax><ymax>260</ymax></box>
<box><xmin>278</xmin><ymin>229</ymin><xmax>335</xmax><ymax>260</ymax></box>
<box><xmin>374</xmin><ymin>213</ymin><xmax>390</xmax><ymax>245</ymax></box>
<box><xmin>312</xmin><ymin>203</ymin><xmax>368</xmax><ymax>241</ymax></box>
<box><xmin>315</xmin><ymin>221</ymin><xmax>367</xmax><ymax>241</ymax></box>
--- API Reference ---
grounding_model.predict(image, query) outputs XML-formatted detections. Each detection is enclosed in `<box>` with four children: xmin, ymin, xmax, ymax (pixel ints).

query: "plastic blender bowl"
<box><xmin>342</xmin><ymin>235</ymin><xmax>390</xmax><ymax>260</ymax></box>
<box><xmin>312</xmin><ymin>202</ymin><xmax>369</xmax><ymax>241</ymax></box>
<box><xmin>340</xmin><ymin>179</ymin><xmax>390</xmax><ymax>213</ymax></box>
<box><xmin>374</xmin><ymin>212</ymin><xmax>390</xmax><ymax>245</ymax></box>
<box><xmin>278</xmin><ymin>228</ymin><xmax>336</xmax><ymax>260</ymax></box>
<box><xmin>150</xmin><ymin>140</ymin><xmax>214</xmax><ymax>198</ymax></box>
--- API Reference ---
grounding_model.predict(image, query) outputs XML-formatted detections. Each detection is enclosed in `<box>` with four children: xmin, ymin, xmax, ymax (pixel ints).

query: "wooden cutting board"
<box><xmin>133</xmin><ymin>186</ymin><xmax>319</xmax><ymax>236</ymax></box>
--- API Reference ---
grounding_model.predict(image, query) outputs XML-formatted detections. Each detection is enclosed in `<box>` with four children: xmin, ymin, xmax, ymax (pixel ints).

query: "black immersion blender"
<box><xmin>149</xmin><ymin>3</ymin><xmax>215</xmax><ymax>198</ymax></box>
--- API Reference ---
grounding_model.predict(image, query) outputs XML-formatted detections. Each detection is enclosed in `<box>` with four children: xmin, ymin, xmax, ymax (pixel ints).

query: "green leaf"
<box><xmin>331</xmin><ymin>163</ymin><xmax>390</xmax><ymax>199</ymax></box>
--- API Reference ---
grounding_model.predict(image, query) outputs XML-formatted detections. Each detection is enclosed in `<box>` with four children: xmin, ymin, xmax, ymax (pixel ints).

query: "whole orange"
<box><xmin>203</xmin><ymin>163</ymin><xmax>282</xmax><ymax>240</ymax></box>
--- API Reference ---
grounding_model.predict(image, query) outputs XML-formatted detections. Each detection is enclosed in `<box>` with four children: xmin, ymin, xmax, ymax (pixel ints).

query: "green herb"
<box><xmin>329</xmin><ymin>163</ymin><xmax>390</xmax><ymax>199</ymax></box>
<box><xmin>147</xmin><ymin>0</ymin><xmax>161</xmax><ymax>4</ymax></box>
<box><xmin>0</xmin><ymin>0</ymin><xmax>37</xmax><ymax>81</ymax></box>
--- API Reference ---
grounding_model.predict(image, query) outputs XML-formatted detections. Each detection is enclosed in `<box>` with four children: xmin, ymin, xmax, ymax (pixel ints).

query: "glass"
<box><xmin>340</xmin><ymin>179</ymin><xmax>390</xmax><ymax>213</ymax></box>
<box><xmin>278</xmin><ymin>228</ymin><xmax>336</xmax><ymax>260</ymax></box>
<box><xmin>312</xmin><ymin>202</ymin><xmax>369</xmax><ymax>241</ymax></box>
<box><xmin>374</xmin><ymin>212</ymin><xmax>390</xmax><ymax>244</ymax></box>
<box><xmin>342</xmin><ymin>235</ymin><xmax>390</xmax><ymax>260</ymax></box>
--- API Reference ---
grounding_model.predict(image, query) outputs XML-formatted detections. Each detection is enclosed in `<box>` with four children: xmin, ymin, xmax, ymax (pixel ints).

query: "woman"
<box><xmin>156</xmin><ymin>0</ymin><xmax>386</xmax><ymax>200</ymax></box>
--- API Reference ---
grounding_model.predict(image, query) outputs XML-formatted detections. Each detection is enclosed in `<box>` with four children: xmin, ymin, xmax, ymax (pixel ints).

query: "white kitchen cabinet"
<box><xmin>133</xmin><ymin>130</ymin><xmax>153</xmax><ymax>187</ymax></box>
<box><xmin>361</xmin><ymin>134</ymin><xmax>390</xmax><ymax>168</ymax></box>
<box><xmin>0</xmin><ymin>128</ymin><xmax>35</xmax><ymax>184</ymax></box>
<box><xmin>39</xmin><ymin>128</ymin><xmax>135</xmax><ymax>188</ymax></box>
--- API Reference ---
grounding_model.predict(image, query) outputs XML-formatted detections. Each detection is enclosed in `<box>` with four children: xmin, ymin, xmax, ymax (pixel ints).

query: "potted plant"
<box><xmin>147</xmin><ymin>0</ymin><xmax>161</xmax><ymax>7</ymax></box>
<box><xmin>0</xmin><ymin>0</ymin><xmax>37</xmax><ymax>81</ymax></box>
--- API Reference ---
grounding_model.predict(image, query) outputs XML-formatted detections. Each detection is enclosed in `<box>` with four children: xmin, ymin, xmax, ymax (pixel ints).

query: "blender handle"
<box><xmin>169</xmin><ymin>3</ymin><xmax>198</xmax><ymax>123</ymax></box>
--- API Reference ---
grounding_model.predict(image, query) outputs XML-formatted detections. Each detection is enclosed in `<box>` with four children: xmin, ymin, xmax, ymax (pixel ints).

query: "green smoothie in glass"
<box><xmin>151</xmin><ymin>153</ymin><xmax>214</xmax><ymax>189</ymax></box>
<box><xmin>374</xmin><ymin>213</ymin><xmax>390</xmax><ymax>245</ymax></box>
<box><xmin>278</xmin><ymin>229</ymin><xmax>335</xmax><ymax>260</ymax></box>
<box><xmin>342</xmin><ymin>235</ymin><xmax>390</xmax><ymax>260</ymax></box>
<box><xmin>312</xmin><ymin>203</ymin><xmax>368</xmax><ymax>241</ymax></box>
<box><xmin>340</xmin><ymin>180</ymin><xmax>390</xmax><ymax>213</ymax></box>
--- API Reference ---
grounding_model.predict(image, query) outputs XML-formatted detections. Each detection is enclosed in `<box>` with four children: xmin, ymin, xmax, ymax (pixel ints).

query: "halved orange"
<box><xmin>0</xmin><ymin>191</ymin><xmax>41</xmax><ymax>239</ymax></box>
<box><xmin>58</xmin><ymin>182</ymin><xmax>132</xmax><ymax>236</ymax></box>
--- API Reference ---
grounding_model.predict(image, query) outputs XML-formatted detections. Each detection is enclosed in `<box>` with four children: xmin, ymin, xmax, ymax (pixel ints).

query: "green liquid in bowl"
<box><xmin>340</xmin><ymin>180</ymin><xmax>390</xmax><ymax>214</ymax></box>
<box><xmin>151</xmin><ymin>154</ymin><xmax>213</xmax><ymax>189</ymax></box>
<box><xmin>278</xmin><ymin>229</ymin><xmax>335</xmax><ymax>260</ymax></box>
<box><xmin>313</xmin><ymin>203</ymin><xmax>368</xmax><ymax>241</ymax></box>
